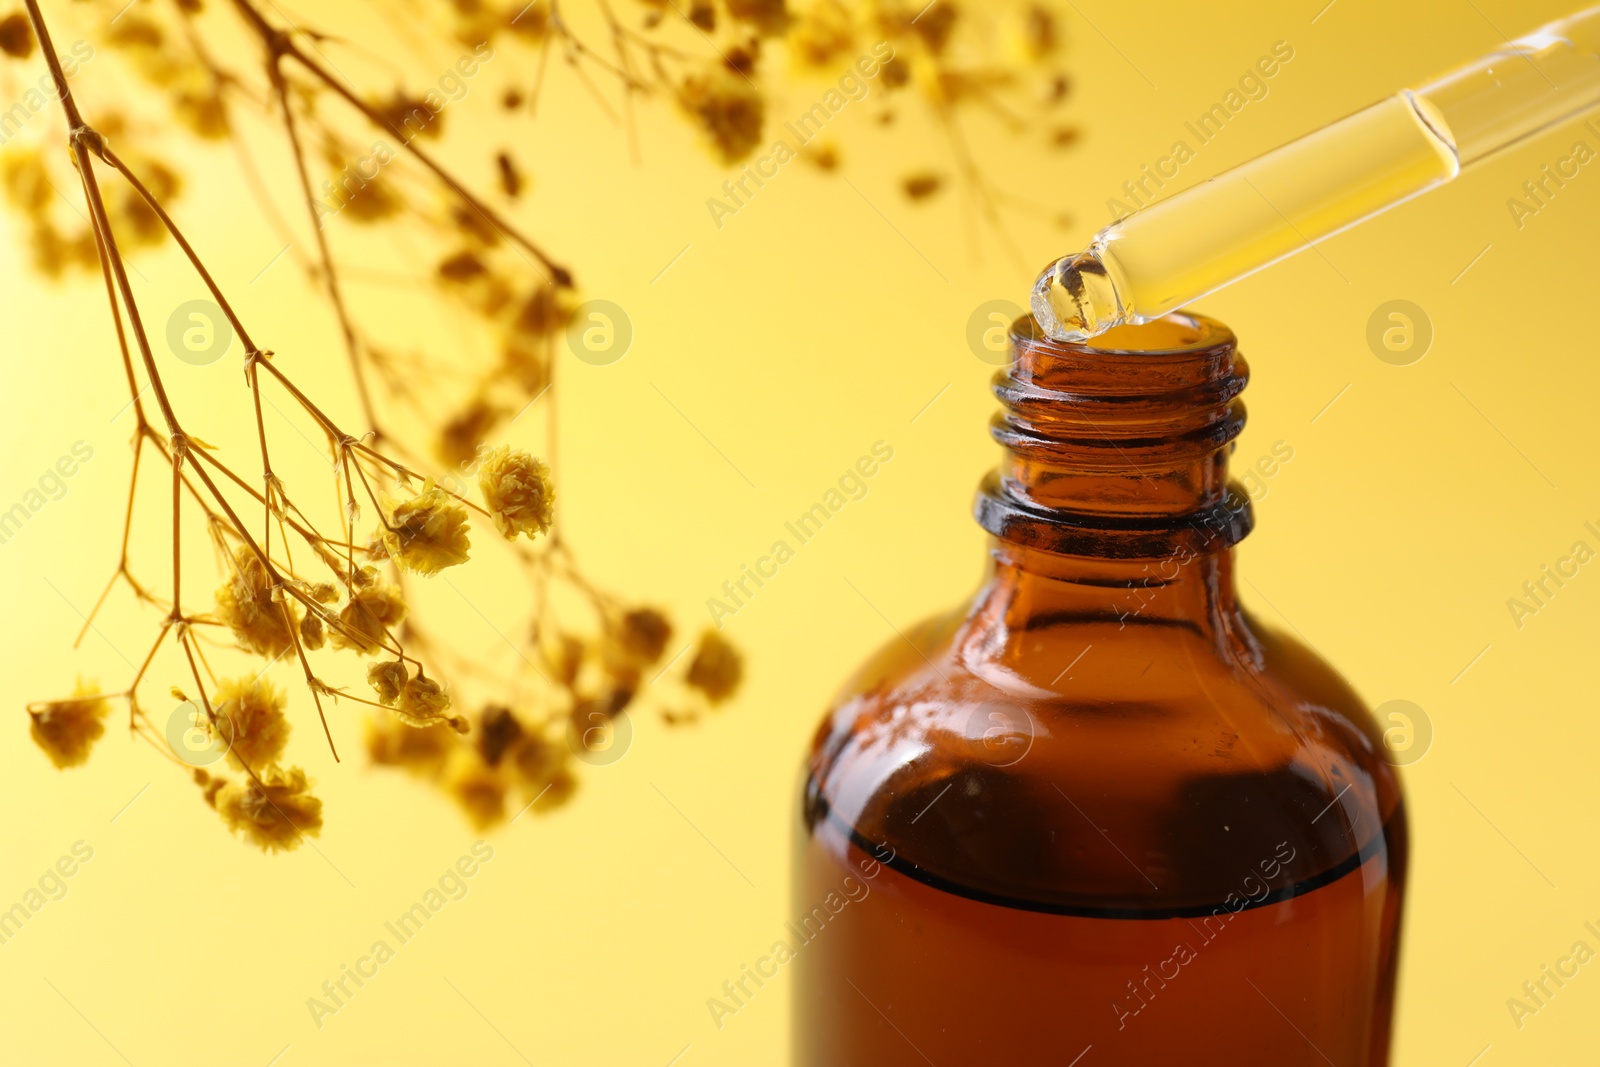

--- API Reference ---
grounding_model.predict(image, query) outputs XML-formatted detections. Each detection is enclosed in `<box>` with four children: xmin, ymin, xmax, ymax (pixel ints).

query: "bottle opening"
<box><xmin>1076</xmin><ymin>312</ymin><xmax>1214</xmax><ymax>355</ymax></box>
<box><xmin>976</xmin><ymin>312</ymin><xmax>1253</xmax><ymax>560</ymax></box>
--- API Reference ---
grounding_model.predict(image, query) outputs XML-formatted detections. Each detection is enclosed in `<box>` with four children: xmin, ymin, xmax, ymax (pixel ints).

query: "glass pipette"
<box><xmin>1032</xmin><ymin>5</ymin><xmax>1600</xmax><ymax>342</ymax></box>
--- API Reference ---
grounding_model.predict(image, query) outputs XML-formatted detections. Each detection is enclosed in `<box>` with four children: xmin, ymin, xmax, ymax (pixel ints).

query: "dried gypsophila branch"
<box><xmin>16</xmin><ymin>0</ymin><xmax>746</xmax><ymax>845</ymax></box>
<box><xmin>15</xmin><ymin>0</ymin><xmax>471</xmax><ymax>810</ymax></box>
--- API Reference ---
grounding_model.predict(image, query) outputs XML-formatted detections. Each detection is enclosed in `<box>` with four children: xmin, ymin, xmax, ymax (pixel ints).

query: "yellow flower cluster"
<box><xmin>367</xmin><ymin>702</ymin><xmax>575</xmax><ymax>830</ymax></box>
<box><xmin>687</xmin><ymin>629</ymin><xmax>743</xmax><ymax>704</ymax></box>
<box><xmin>331</xmin><ymin>574</ymin><xmax>408</xmax><ymax>655</ymax></box>
<box><xmin>442</xmin><ymin>719</ymin><xmax>578</xmax><ymax>829</ymax></box>
<box><xmin>367</xmin><ymin>659</ymin><xmax>469</xmax><ymax>733</ymax></box>
<box><xmin>477</xmin><ymin>446</ymin><xmax>554</xmax><ymax>541</ymax></box>
<box><xmin>615</xmin><ymin>608</ymin><xmax>673</xmax><ymax>665</ymax></box>
<box><xmin>214</xmin><ymin>546</ymin><xmax>299</xmax><ymax>659</ymax></box>
<box><xmin>397</xmin><ymin>675</ymin><xmax>463</xmax><ymax>730</ymax></box>
<box><xmin>447</xmin><ymin>752</ymin><xmax>508</xmax><ymax>831</ymax></box>
<box><xmin>366</xmin><ymin>716</ymin><xmax>456</xmax><ymax>778</ymax></box>
<box><xmin>679</xmin><ymin>67</ymin><xmax>765</xmax><ymax>166</ymax></box>
<box><xmin>189</xmin><ymin>676</ymin><xmax>321</xmax><ymax>851</ymax></box>
<box><xmin>725</xmin><ymin>0</ymin><xmax>789</xmax><ymax>35</ymax></box>
<box><xmin>0</xmin><ymin>13</ymin><xmax>33</xmax><ymax>59</ymax></box>
<box><xmin>367</xmin><ymin>660</ymin><xmax>408</xmax><ymax>706</ymax></box>
<box><xmin>790</xmin><ymin>1</ymin><xmax>856</xmax><ymax>67</ymax></box>
<box><xmin>300</xmin><ymin>611</ymin><xmax>327</xmax><ymax>651</ymax></box>
<box><xmin>380</xmin><ymin>483</ymin><xmax>472</xmax><ymax>575</ymax></box>
<box><xmin>212</xmin><ymin>676</ymin><xmax>291</xmax><ymax>772</ymax></box>
<box><xmin>28</xmin><ymin>682</ymin><xmax>110</xmax><ymax>769</ymax></box>
<box><xmin>213</xmin><ymin>766</ymin><xmax>323</xmax><ymax>853</ymax></box>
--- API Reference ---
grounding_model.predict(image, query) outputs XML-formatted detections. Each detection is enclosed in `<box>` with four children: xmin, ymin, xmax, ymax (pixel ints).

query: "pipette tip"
<box><xmin>1030</xmin><ymin>248</ymin><xmax>1126</xmax><ymax>343</ymax></box>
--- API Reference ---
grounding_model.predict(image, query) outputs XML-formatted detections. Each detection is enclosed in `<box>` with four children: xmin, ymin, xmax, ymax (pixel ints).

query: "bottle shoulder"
<box><xmin>804</xmin><ymin>597</ymin><xmax>1407</xmax><ymax>915</ymax></box>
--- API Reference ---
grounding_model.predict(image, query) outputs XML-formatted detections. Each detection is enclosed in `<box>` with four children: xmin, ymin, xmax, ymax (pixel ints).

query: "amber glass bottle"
<box><xmin>794</xmin><ymin>313</ymin><xmax>1406</xmax><ymax>1065</ymax></box>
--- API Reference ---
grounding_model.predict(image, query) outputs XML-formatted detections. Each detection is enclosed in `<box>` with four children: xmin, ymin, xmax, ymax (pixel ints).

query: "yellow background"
<box><xmin>1</xmin><ymin>0</ymin><xmax>1597</xmax><ymax>1063</ymax></box>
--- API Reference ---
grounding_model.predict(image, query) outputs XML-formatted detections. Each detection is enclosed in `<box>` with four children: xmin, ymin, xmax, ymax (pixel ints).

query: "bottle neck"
<box><xmin>985</xmin><ymin>540</ymin><xmax>1239</xmax><ymax>634</ymax></box>
<box><xmin>971</xmin><ymin>312</ymin><xmax>1252</xmax><ymax>643</ymax></box>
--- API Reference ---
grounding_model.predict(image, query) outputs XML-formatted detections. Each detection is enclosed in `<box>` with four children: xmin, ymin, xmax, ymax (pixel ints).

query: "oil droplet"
<box><xmin>1030</xmin><ymin>248</ymin><xmax>1126</xmax><ymax>342</ymax></box>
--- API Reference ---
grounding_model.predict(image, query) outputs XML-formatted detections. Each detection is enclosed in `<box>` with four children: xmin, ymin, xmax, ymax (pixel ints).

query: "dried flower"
<box><xmin>871</xmin><ymin>0</ymin><xmax>957</xmax><ymax>53</ymax></box>
<box><xmin>396</xmin><ymin>674</ymin><xmax>468</xmax><ymax>732</ymax></box>
<box><xmin>29</xmin><ymin>682</ymin><xmax>110</xmax><ymax>769</ymax></box>
<box><xmin>106</xmin><ymin>14</ymin><xmax>181</xmax><ymax>86</ymax></box>
<box><xmin>452</xmin><ymin>202</ymin><xmax>502</xmax><ymax>246</ymax></box>
<box><xmin>687</xmin><ymin>629</ymin><xmax>743</xmax><ymax>704</ymax></box>
<box><xmin>0</xmin><ymin>13</ymin><xmax>34</xmax><ymax>60</ymax></box>
<box><xmin>902</xmin><ymin>171</ymin><xmax>944</xmax><ymax>200</ymax></box>
<box><xmin>790</xmin><ymin>1</ymin><xmax>855</xmax><ymax>67</ymax></box>
<box><xmin>550</xmin><ymin>633</ymin><xmax>586</xmax><ymax>689</ymax></box>
<box><xmin>477</xmin><ymin>446</ymin><xmax>554</xmax><ymax>541</ymax></box>
<box><xmin>495</xmin><ymin>151</ymin><xmax>523</xmax><ymax>199</ymax></box>
<box><xmin>214</xmin><ymin>546</ymin><xmax>298</xmax><ymax>658</ymax></box>
<box><xmin>173</xmin><ymin>84</ymin><xmax>229</xmax><ymax>139</ymax></box>
<box><xmin>373</xmin><ymin>92</ymin><xmax>445</xmax><ymax>141</ymax></box>
<box><xmin>299</xmin><ymin>611</ymin><xmax>326</xmax><ymax>651</ymax></box>
<box><xmin>215</xmin><ymin>765</ymin><xmax>323</xmax><ymax>852</ymax></box>
<box><xmin>380</xmin><ymin>483</ymin><xmax>471</xmax><ymax>575</ymax></box>
<box><xmin>439</xmin><ymin>248</ymin><xmax>489</xmax><ymax>282</ymax></box>
<box><xmin>567</xmin><ymin>690</ymin><xmax>631</xmax><ymax>759</ymax></box>
<box><xmin>509</xmin><ymin>731</ymin><xmax>577</xmax><ymax>811</ymax></box>
<box><xmin>331</xmin><ymin>579</ymin><xmax>407</xmax><ymax>654</ymax></box>
<box><xmin>510</xmin><ymin>282</ymin><xmax>571</xmax><ymax>337</ymax></box>
<box><xmin>449</xmin><ymin>0</ymin><xmax>513</xmax><ymax>46</ymax></box>
<box><xmin>679</xmin><ymin>67</ymin><xmax>765</xmax><ymax>165</ymax></box>
<box><xmin>615</xmin><ymin>607</ymin><xmax>673</xmax><ymax>665</ymax></box>
<box><xmin>2</xmin><ymin>148</ymin><xmax>52</xmax><ymax>213</ymax></box>
<box><xmin>504</xmin><ymin>1</ymin><xmax>549</xmax><ymax>39</ymax></box>
<box><xmin>366</xmin><ymin>715</ymin><xmax>456</xmax><ymax>776</ymax></box>
<box><xmin>367</xmin><ymin>659</ymin><xmax>408</xmax><ymax>706</ymax></box>
<box><xmin>437</xmin><ymin>397</ymin><xmax>503</xmax><ymax>468</ymax></box>
<box><xmin>338</xmin><ymin>171</ymin><xmax>403</xmax><ymax>222</ymax></box>
<box><xmin>802</xmin><ymin>142</ymin><xmax>840</xmax><ymax>171</ymax></box>
<box><xmin>445</xmin><ymin>749</ymin><xmax>506</xmax><ymax>830</ymax></box>
<box><xmin>726</xmin><ymin>0</ymin><xmax>789</xmax><ymax>35</ymax></box>
<box><xmin>498</xmin><ymin>286</ymin><xmax>570</xmax><ymax>393</ymax></box>
<box><xmin>1019</xmin><ymin>5</ymin><xmax>1060</xmax><ymax>61</ymax></box>
<box><xmin>198</xmin><ymin>770</ymin><xmax>227</xmax><ymax>809</ymax></box>
<box><xmin>725</xmin><ymin>44</ymin><xmax>759</xmax><ymax>79</ymax></box>
<box><xmin>880</xmin><ymin>55</ymin><xmax>910</xmax><ymax>90</ymax></box>
<box><xmin>1050</xmin><ymin>124</ymin><xmax>1081</xmax><ymax>149</ymax></box>
<box><xmin>212</xmin><ymin>676</ymin><xmax>291</xmax><ymax>771</ymax></box>
<box><xmin>25</xmin><ymin>220</ymin><xmax>99</xmax><ymax>278</ymax></box>
<box><xmin>117</xmin><ymin>159</ymin><xmax>180</xmax><ymax>245</ymax></box>
<box><xmin>478</xmin><ymin>705</ymin><xmax>524</xmax><ymax>767</ymax></box>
